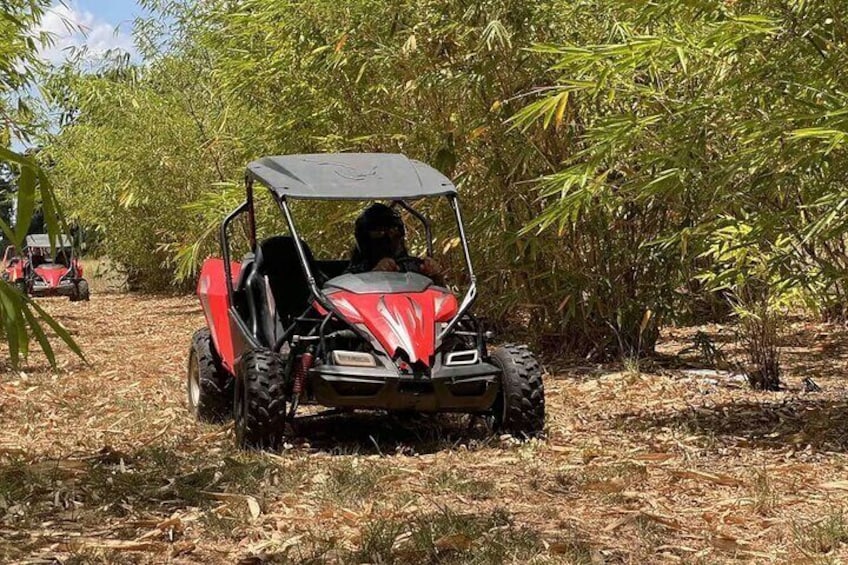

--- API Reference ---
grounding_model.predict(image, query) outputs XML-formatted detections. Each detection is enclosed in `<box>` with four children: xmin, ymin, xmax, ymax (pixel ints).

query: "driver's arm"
<box><xmin>418</xmin><ymin>256</ymin><xmax>446</xmax><ymax>286</ymax></box>
<box><xmin>373</xmin><ymin>257</ymin><xmax>399</xmax><ymax>272</ymax></box>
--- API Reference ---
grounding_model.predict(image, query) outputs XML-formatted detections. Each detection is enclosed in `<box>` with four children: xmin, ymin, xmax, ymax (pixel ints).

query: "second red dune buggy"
<box><xmin>188</xmin><ymin>153</ymin><xmax>545</xmax><ymax>449</ymax></box>
<box><xmin>3</xmin><ymin>234</ymin><xmax>89</xmax><ymax>301</ymax></box>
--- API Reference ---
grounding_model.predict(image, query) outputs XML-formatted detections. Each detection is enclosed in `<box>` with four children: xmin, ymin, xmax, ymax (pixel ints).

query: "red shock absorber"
<box><xmin>289</xmin><ymin>350</ymin><xmax>314</xmax><ymax>419</ymax></box>
<box><xmin>292</xmin><ymin>351</ymin><xmax>313</xmax><ymax>396</ymax></box>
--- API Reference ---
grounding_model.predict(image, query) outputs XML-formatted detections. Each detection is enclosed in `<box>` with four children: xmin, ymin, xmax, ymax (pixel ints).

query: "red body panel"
<box><xmin>325</xmin><ymin>288</ymin><xmax>458</xmax><ymax>366</ymax></box>
<box><xmin>197</xmin><ymin>258</ymin><xmax>242</xmax><ymax>373</ymax></box>
<box><xmin>34</xmin><ymin>265</ymin><xmax>69</xmax><ymax>288</ymax></box>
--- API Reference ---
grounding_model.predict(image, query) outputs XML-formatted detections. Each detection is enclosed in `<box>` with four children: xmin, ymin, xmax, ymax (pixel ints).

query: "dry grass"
<box><xmin>1</xmin><ymin>295</ymin><xmax>848</xmax><ymax>563</ymax></box>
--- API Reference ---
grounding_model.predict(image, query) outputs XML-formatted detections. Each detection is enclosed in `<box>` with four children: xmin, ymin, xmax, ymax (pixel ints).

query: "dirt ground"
<box><xmin>1</xmin><ymin>291</ymin><xmax>848</xmax><ymax>564</ymax></box>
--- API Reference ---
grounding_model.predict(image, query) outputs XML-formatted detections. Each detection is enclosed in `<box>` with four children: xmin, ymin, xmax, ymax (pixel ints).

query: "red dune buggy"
<box><xmin>188</xmin><ymin>153</ymin><xmax>544</xmax><ymax>449</ymax></box>
<box><xmin>2</xmin><ymin>234</ymin><xmax>89</xmax><ymax>301</ymax></box>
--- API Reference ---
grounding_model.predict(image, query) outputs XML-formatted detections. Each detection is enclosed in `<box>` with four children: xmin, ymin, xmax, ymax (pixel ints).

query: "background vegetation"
<box><xmin>37</xmin><ymin>0</ymin><xmax>848</xmax><ymax>384</ymax></box>
<box><xmin>0</xmin><ymin>0</ymin><xmax>80</xmax><ymax>366</ymax></box>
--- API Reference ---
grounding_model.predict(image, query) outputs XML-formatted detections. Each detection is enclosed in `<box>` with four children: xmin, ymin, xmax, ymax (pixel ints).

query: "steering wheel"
<box><xmin>395</xmin><ymin>256</ymin><xmax>424</xmax><ymax>273</ymax></box>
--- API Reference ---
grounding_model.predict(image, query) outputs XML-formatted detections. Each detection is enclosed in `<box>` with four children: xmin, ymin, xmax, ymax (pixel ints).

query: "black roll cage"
<box><xmin>220</xmin><ymin>176</ymin><xmax>479</xmax><ymax>349</ymax></box>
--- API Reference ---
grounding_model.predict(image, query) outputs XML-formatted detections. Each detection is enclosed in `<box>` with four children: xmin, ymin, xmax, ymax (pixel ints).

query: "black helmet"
<box><xmin>354</xmin><ymin>203</ymin><xmax>405</xmax><ymax>254</ymax></box>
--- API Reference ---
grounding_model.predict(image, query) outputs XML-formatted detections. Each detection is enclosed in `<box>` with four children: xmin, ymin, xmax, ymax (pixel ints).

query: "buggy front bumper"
<box><xmin>310</xmin><ymin>361</ymin><xmax>501</xmax><ymax>412</ymax></box>
<box><xmin>30</xmin><ymin>280</ymin><xmax>77</xmax><ymax>297</ymax></box>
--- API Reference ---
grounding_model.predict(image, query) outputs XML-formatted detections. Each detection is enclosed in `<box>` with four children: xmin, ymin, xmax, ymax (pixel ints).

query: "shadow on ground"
<box><xmin>290</xmin><ymin>410</ymin><xmax>494</xmax><ymax>455</ymax></box>
<box><xmin>0</xmin><ymin>416</ymin><xmax>511</xmax><ymax>564</ymax></box>
<box><xmin>616</xmin><ymin>397</ymin><xmax>848</xmax><ymax>452</ymax></box>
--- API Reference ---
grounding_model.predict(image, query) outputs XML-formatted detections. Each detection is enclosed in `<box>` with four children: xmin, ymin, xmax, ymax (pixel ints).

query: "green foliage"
<box><xmin>513</xmin><ymin>0</ymin><xmax>848</xmax><ymax>356</ymax></box>
<box><xmin>44</xmin><ymin>0</ymin><xmax>848</xmax><ymax>363</ymax></box>
<box><xmin>49</xmin><ymin>0</ymin><xmax>576</xmax><ymax>306</ymax></box>
<box><xmin>45</xmin><ymin>50</ymin><xmax>263</xmax><ymax>289</ymax></box>
<box><xmin>0</xmin><ymin>1</ymin><xmax>82</xmax><ymax>367</ymax></box>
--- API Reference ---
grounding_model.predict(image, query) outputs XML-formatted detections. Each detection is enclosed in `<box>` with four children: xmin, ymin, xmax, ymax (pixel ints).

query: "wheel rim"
<box><xmin>187</xmin><ymin>351</ymin><xmax>201</xmax><ymax>409</ymax></box>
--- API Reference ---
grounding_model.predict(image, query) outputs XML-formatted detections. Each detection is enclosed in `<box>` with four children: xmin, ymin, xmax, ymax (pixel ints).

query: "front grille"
<box><xmin>332</xmin><ymin>381</ymin><xmax>383</xmax><ymax>397</ymax></box>
<box><xmin>398</xmin><ymin>381</ymin><xmax>434</xmax><ymax>395</ymax></box>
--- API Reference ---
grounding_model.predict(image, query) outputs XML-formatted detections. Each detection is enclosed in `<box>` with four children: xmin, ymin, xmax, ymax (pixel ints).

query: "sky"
<box><xmin>37</xmin><ymin>1</ymin><xmax>150</xmax><ymax>64</ymax></box>
<box><xmin>9</xmin><ymin>2</ymin><xmax>149</xmax><ymax>151</ymax></box>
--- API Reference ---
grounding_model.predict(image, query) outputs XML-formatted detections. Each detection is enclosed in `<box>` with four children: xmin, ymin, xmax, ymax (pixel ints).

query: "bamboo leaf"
<box><xmin>14</xmin><ymin>164</ymin><xmax>36</xmax><ymax>245</ymax></box>
<box><xmin>28</xmin><ymin>298</ymin><xmax>86</xmax><ymax>363</ymax></box>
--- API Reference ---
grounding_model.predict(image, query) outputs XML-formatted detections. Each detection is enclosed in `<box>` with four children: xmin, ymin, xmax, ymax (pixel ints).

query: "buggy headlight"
<box><xmin>331</xmin><ymin>350</ymin><xmax>377</xmax><ymax>367</ymax></box>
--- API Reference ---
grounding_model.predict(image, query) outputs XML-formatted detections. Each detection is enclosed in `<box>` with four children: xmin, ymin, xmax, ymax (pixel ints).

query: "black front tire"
<box><xmin>14</xmin><ymin>279</ymin><xmax>27</xmax><ymax>296</ymax></box>
<box><xmin>70</xmin><ymin>279</ymin><xmax>90</xmax><ymax>302</ymax></box>
<box><xmin>187</xmin><ymin>328</ymin><xmax>234</xmax><ymax>423</ymax></box>
<box><xmin>490</xmin><ymin>344</ymin><xmax>545</xmax><ymax>438</ymax></box>
<box><xmin>235</xmin><ymin>349</ymin><xmax>287</xmax><ymax>450</ymax></box>
<box><xmin>76</xmin><ymin>279</ymin><xmax>90</xmax><ymax>301</ymax></box>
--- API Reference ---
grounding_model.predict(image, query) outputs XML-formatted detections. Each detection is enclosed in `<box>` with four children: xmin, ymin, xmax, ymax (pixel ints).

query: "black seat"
<box><xmin>258</xmin><ymin>236</ymin><xmax>318</xmax><ymax>322</ymax></box>
<box><xmin>242</xmin><ymin>236</ymin><xmax>321</xmax><ymax>347</ymax></box>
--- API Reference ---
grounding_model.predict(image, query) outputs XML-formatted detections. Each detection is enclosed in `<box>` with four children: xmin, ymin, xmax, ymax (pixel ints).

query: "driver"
<box><xmin>346</xmin><ymin>203</ymin><xmax>445</xmax><ymax>285</ymax></box>
<box><xmin>55</xmin><ymin>248</ymin><xmax>69</xmax><ymax>267</ymax></box>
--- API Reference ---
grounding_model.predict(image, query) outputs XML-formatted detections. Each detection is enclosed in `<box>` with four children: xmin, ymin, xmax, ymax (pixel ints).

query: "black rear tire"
<box><xmin>235</xmin><ymin>349</ymin><xmax>287</xmax><ymax>450</ymax></box>
<box><xmin>187</xmin><ymin>328</ymin><xmax>233</xmax><ymax>423</ymax></box>
<box><xmin>14</xmin><ymin>279</ymin><xmax>27</xmax><ymax>296</ymax></box>
<box><xmin>490</xmin><ymin>344</ymin><xmax>545</xmax><ymax>438</ymax></box>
